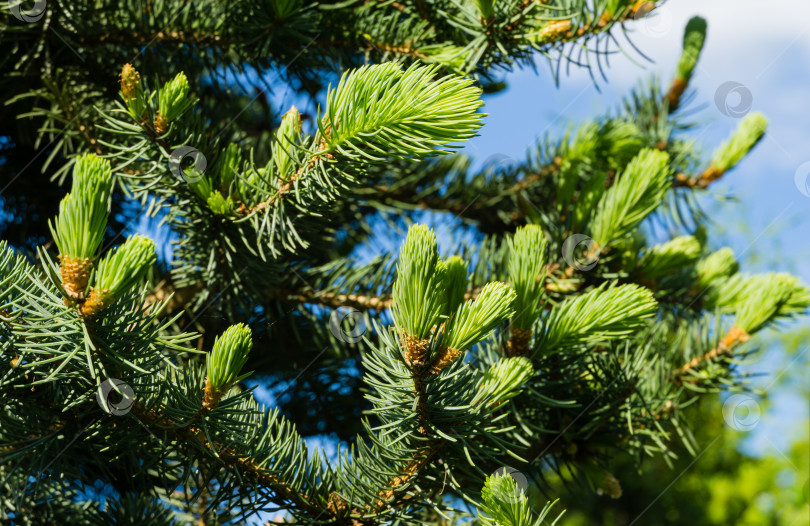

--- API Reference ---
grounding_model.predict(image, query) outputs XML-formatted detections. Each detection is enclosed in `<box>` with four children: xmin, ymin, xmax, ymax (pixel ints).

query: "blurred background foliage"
<box><xmin>535</xmin><ymin>326</ymin><xmax>810</xmax><ymax>525</ymax></box>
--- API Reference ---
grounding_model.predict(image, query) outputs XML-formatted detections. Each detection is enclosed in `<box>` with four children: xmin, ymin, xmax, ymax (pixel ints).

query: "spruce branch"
<box><xmin>678</xmin><ymin>113</ymin><xmax>767</xmax><ymax>189</ymax></box>
<box><xmin>444</xmin><ymin>281</ymin><xmax>516</xmax><ymax>353</ymax></box>
<box><xmin>282</xmin><ymin>289</ymin><xmax>394</xmax><ymax>311</ymax></box>
<box><xmin>479</xmin><ymin>472</ymin><xmax>562</xmax><ymax>526</ymax></box>
<box><xmin>588</xmin><ymin>148</ymin><xmax>671</xmax><ymax>247</ymax></box>
<box><xmin>507</xmin><ymin>225</ymin><xmax>548</xmax><ymax>331</ymax></box>
<box><xmin>244</xmin><ymin>63</ymin><xmax>485</xmax><ymax>233</ymax></box>
<box><xmin>272</xmin><ymin>105</ymin><xmax>303</xmax><ymax>181</ymax></box>
<box><xmin>442</xmin><ymin>255</ymin><xmax>470</xmax><ymax>317</ymax></box>
<box><xmin>155</xmin><ymin>72</ymin><xmax>196</xmax><ymax>133</ymax></box>
<box><xmin>638</xmin><ymin>235</ymin><xmax>701</xmax><ymax>279</ymax></box>
<box><xmin>49</xmin><ymin>154</ymin><xmax>113</xmax><ymax>301</ymax></box>
<box><xmin>538</xmin><ymin>283</ymin><xmax>658</xmax><ymax>354</ymax></box>
<box><xmin>703</xmin><ymin>272</ymin><xmax>810</xmax><ymax>333</ymax></box>
<box><xmin>6</xmin><ymin>7</ymin><xmax>810</xmax><ymax>524</ymax></box>
<box><xmin>707</xmin><ymin>112</ymin><xmax>768</xmax><ymax>178</ymax></box>
<box><xmin>664</xmin><ymin>16</ymin><xmax>707</xmax><ymax>111</ymax></box>
<box><xmin>271</xmin><ymin>279</ymin><xmax>558</xmax><ymax>315</ymax></box>
<box><xmin>696</xmin><ymin>247</ymin><xmax>738</xmax><ymax>289</ymax></box>
<box><xmin>733</xmin><ymin>273</ymin><xmax>810</xmax><ymax>334</ymax></box>
<box><xmin>677</xmin><ymin>273</ymin><xmax>809</xmax><ymax>379</ymax></box>
<box><xmin>527</xmin><ymin>0</ymin><xmax>657</xmax><ymax>48</ymax></box>
<box><xmin>391</xmin><ymin>224</ymin><xmax>447</xmax><ymax>340</ymax></box>
<box><xmin>130</xmin><ymin>403</ymin><xmax>325</xmax><ymax>518</ymax></box>
<box><xmin>472</xmin><ymin>357</ymin><xmax>534</xmax><ymax>407</ymax></box>
<box><xmin>82</xmin><ymin>235</ymin><xmax>157</xmax><ymax>317</ymax></box>
<box><xmin>49</xmin><ymin>154</ymin><xmax>113</xmax><ymax>261</ymax></box>
<box><xmin>317</xmin><ymin>62</ymin><xmax>484</xmax><ymax>162</ymax></box>
<box><xmin>506</xmin><ymin>225</ymin><xmax>548</xmax><ymax>356</ymax></box>
<box><xmin>676</xmin><ymin>325</ymin><xmax>750</xmax><ymax>379</ymax></box>
<box><xmin>203</xmin><ymin>324</ymin><xmax>253</xmax><ymax>410</ymax></box>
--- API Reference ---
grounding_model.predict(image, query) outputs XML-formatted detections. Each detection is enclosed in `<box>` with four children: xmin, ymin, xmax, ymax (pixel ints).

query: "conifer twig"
<box><xmin>676</xmin><ymin>325</ymin><xmax>750</xmax><ymax>378</ymax></box>
<box><xmin>132</xmin><ymin>404</ymin><xmax>325</xmax><ymax>516</ymax></box>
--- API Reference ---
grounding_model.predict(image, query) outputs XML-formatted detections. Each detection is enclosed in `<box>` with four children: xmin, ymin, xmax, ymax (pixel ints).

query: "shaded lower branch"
<box><xmin>133</xmin><ymin>404</ymin><xmax>326</xmax><ymax>517</ymax></box>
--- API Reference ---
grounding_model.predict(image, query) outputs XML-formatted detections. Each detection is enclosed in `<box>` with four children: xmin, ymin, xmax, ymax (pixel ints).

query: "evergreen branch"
<box><xmin>318</xmin><ymin>62</ymin><xmax>483</xmax><ymax>162</ymax></box>
<box><xmin>155</xmin><ymin>72</ymin><xmax>195</xmax><ymax>133</ymax></box>
<box><xmin>392</xmin><ymin>224</ymin><xmax>447</xmax><ymax>339</ymax></box>
<box><xmin>537</xmin><ymin>283</ymin><xmax>658</xmax><ymax>354</ymax></box>
<box><xmin>472</xmin><ymin>357</ymin><xmax>534</xmax><ymax>407</ymax></box>
<box><xmin>664</xmin><ymin>16</ymin><xmax>707</xmax><ymax>112</ymax></box>
<box><xmin>733</xmin><ymin>273</ymin><xmax>810</xmax><ymax>333</ymax></box>
<box><xmin>82</xmin><ymin>235</ymin><xmax>157</xmax><ymax>317</ymax></box>
<box><xmin>479</xmin><ymin>472</ymin><xmax>562</xmax><ymax>526</ymax></box>
<box><xmin>48</xmin><ymin>154</ymin><xmax>113</xmax><ymax>261</ymax></box>
<box><xmin>507</xmin><ymin>225</ymin><xmax>548</xmax><ymax>332</ymax></box>
<box><xmin>506</xmin><ymin>225</ymin><xmax>548</xmax><ymax>356</ymax></box>
<box><xmin>675</xmin><ymin>113</ymin><xmax>768</xmax><ymax>189</ymax></box>
<box><xmin>443</xmin><ymin>256</ymin><xmax>470</xmax><ymax>317</ymax></box>
<box><xmin>695</xmin><ymin>247</ymin><xmax>738</xmax><ymax>289</ymax></box>
<box><xmin>74</xmin><ymin>293</ymin><xmax>330</xmax><ymax>520</ymax></box>
<box><xmin>588</xmin><ymin>148</ymin><xmax>671</xmax><ymax>247</ymax></box>
<box><xmin>368</xmin><ymin>446</ymin><xmax>443</xmax><ymax>514</ymax></box>
<box><xmin>251</xmin><ymin>61</ymin><xmax>485</xmax><ymax>216</ymax></box>
<box><xmin>676</xmin><ymin>325</ymin><xmax>749</xmax><ymax>379</ymax></box>
<box><xmin>637</xmin><ymin>235</ymin><xmax>701</xmax><ymax>279</ymax></box>
<box><xmin>71</xmin><ymin>289</ymin><xmax>328</xmax><ymax>520</ymax></box>
<box><xmin>5</xmin><ymin>7</ymin><xmax>809</xmax><ymax>523</ymax></box>
<box><xmin>203</xmin><ymin>324</ymin><xmax>253</xmax><ymax>410</ymax></box>
<box><xmin>76</xmin><ymin>29</ymin><xmax>226</xmax><ymax>46</ymax></box>
<box><xmin>130</xmin><ymin>404</ymin><xmax>326</xmax><ymax>517</ymax></box>
<box><xmin>282</xmin><ymin>290</ymin><xmax>394</xmax><ymax>311</ymax></box>
<box><xmin>703</xmin><ymin>272</ymin><xmax>810</xmax><ymax>333</ymax></box>
<box><xmin>444</xmin><ymin>282</ymin><xmax>516</xmax><ymax>353</ymax></box>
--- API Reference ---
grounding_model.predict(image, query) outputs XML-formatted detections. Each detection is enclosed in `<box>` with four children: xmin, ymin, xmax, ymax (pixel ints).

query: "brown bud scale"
<box><xmin>202</xmin><ymin>377</ymin><xmax>226</xmax><ymax>411</ymax></box>
<box><xmin>401</xmin><ymin>332</ymin><xmax>430</xmax><ymax>369</ymax></box>
<box><xmin>154</xmin><ymin>112</ymin><xmax>168</xmax><ymax>134</ymax></box>
<box><xmin>427</xmin><ymin>347</ymin><xmax>461</xmax><ymax>375</ymax></box>
<box><xmin>120</xmin><ymin>63</ymin><xmax>141</xmax><ymax>101</ymax></box>
<box><xmin>59</xmin><ymin>255</ymin><xmax>93</xmax><ymax>302</ymax></box>
<box><xmin>80</xmin><ymin>288</ymin><xmax>109</xmax><ymax>317</ymax></box>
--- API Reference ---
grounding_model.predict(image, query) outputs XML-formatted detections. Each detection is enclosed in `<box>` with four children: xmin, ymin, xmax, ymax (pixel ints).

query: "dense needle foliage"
<box><xmin>0</xmin><ymin>1</ymin><xmax>807</xmax><ymax>524</ymax></box>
